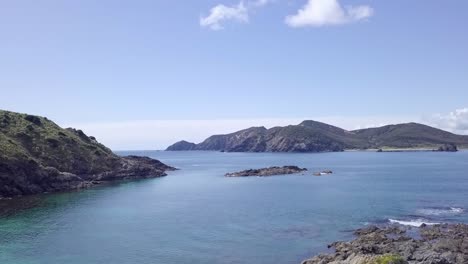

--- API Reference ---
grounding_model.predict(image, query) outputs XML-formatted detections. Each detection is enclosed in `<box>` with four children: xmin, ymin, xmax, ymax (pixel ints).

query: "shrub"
<box><xmin>369</xmin><ymin>254</ymin><xmax>407</xmax><ymax>264</ymax></box>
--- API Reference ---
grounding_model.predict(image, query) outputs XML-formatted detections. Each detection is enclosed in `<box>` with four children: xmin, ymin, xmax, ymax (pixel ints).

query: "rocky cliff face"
<box><xmin>0</xmin><ymin>110</ymin><xmax>175</xmax><ymax>198</ymax></box>
<box><xmin>166</xmin><ymin>120</ymin><xmax>468</xmax><ymax>153</ymax></box>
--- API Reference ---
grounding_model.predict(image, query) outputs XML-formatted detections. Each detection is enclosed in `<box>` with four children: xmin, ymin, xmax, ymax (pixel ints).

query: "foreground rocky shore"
<box><xmin>225</xmin><ymin>166</ymin><xmax>307</xmax><ymax>177</ymax></box>
<box><xmin>302</xmin><ymin>224</ymin><xmax>468</xmax><ymax>264</ymax></box>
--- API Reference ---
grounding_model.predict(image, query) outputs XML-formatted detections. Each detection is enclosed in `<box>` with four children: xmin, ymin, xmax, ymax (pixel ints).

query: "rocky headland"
<box><xmin>225</xmin><ymin>166</ymin><xmax>307</xmax><ymax>177</ymax></box>
<box><xmin>0</xmin><ymin>110</ymin><xmax>175</xmax><ymax>198</ymax></box>
<box><xmin>302</xmin><ymin>224</ymin><xmax>468</xmax><ymax>264</ymax></box>
<box><xmin>167</xmin><ymin>121</ymin><xmax>468</xmax><ymax>153</ymax></box>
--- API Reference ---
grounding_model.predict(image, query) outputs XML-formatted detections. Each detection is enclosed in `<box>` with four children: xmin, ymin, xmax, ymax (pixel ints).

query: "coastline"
<box><xmin>302</xmin><ymin>223</ymin><xmax>468</xmax><ymax>264</ymax></box>
<box><xmin>345</xmin><ymin>148</ymin><xmax>467</xmax><ymax>152</ymax></box>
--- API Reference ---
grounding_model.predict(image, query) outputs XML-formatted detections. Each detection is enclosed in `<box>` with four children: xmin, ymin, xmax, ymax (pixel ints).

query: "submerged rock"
<box><xmin>302</xmin><ymin>224</ymin><xmax>468</xmax><ymax>264</ymax></box>
<box><xmin>225</xmin><ymin>166</ymin><xmax>307</xmax><ymax>177</ymax></box>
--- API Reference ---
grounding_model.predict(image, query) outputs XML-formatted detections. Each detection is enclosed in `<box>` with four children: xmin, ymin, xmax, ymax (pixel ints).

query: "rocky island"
<box><xmin>302</xmin><ymin>224</ymin><xmax>468</xmax><ymax>264</ymax></box>
<box><xmin>167</xmin><ymin>121</ymin><xmax>468</xmax><ymax>153</ymax></box>
<box><xmin>225</xmin><ymin>166</ymin><xmax>307</xmax><ymax>177</ymax></box>
<box><xmin>0</xmin><ymin>110</ymin><xmax>175</xmax><ymax>198</ymax></box>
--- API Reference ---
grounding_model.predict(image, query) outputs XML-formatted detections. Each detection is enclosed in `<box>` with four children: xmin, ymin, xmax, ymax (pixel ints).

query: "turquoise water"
<box><xmin>1</xmin><ymin>151</ymin><xmax>468</xmax><ymax>264</ymax></box>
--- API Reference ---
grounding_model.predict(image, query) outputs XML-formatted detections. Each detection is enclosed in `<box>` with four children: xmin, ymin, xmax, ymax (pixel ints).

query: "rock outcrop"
<box><xmin>225</xmin><ymin>166</ymin><xmax>307</xmax><ymax>177</ymax></box>
<box><xmin>302</xmin><ymin>224</ymin><xmax>468</xmax><ymax>264</ymax></box>
<box><xmin>166</xmin><ymin>121</ymin><xmax>468</xmax><ymax>153</ymax></box>
<box><xmin>0</xmin><ymin>110</ymin><xmax>175</xmax><ymax>198</ymax></box>
<box><xmin>436</xmin><ymin>143</ymin><xmax>458</xmax><ymax>152</ymax></box>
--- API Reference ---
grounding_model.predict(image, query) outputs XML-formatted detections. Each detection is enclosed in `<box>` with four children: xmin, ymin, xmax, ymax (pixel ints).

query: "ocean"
<box><xmin>1</xmin><ymin>151</ymin><xmax>467</xmax><ymax>264</ymax></box>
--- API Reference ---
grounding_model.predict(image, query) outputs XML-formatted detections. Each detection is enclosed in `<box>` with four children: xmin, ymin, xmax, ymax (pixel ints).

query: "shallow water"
<box><xmin>1</xmin><ymin>151</ymin><xmax>468</xmax><ymax>264</ymax></box>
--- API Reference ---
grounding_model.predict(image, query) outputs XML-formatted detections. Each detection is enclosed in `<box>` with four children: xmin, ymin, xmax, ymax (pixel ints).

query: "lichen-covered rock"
<box><xmin>302</xmin><ymin>224</ymin><xmax>468</xmax><ymax>264</ymax></box>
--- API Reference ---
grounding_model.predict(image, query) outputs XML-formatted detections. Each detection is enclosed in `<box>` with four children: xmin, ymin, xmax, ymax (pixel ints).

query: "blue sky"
<box><xmin>1</xmin><ymin>0</ymin><xmax>467</xmax><ymax>149</ymax></box>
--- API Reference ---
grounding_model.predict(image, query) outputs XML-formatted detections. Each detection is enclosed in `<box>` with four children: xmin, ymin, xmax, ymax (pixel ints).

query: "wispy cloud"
<box><xmin>200</xmin><ymin>2</ymin><xmax>249</xmax><ymax>30</ymax></box>
<box><xmin>424</xmin><ymin>108</ymin><xmax>468</xmax><ymax>134</ymax></box>
<box><xmin>200</xmin><ymin>0</ymin><xmax>273</xmax><ymax>30</ymax></box>
<box><xmin>285</xmin><ymin>0</ymin><xmax>374</xmax><ymax>28</ymax></box>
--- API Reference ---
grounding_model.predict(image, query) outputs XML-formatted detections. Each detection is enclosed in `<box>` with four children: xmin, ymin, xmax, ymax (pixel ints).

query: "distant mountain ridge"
<box><xmin>166</xmin><ymin>120</ymin><xmax>468</xmax><ymax>152</ymax></box>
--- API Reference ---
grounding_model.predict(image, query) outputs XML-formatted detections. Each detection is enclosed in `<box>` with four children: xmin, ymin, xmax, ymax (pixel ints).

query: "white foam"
<box><xmin>417</xmin><ymin>207</ymin><xmax>464</xmax><ymax>216</ymax></box>
<box><xmin>389</xmin><ymin>219</ymin><xmax>439</xmax><ymax>227</ymax></box>
<box><xmin>450</xmin><ymin>207</ymin><xmax>464</xmax><ymax>213</ymax></box>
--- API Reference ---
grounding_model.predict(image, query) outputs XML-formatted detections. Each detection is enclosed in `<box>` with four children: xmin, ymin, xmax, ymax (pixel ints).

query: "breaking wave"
<box><xmin>388</xmin><ymin>219</ymin><xmax>439</xmax><ymax>227</ymax></box>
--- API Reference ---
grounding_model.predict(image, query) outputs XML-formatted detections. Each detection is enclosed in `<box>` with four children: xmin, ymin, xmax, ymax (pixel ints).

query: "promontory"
<box><xmin>0</xmin><ymin>110</ymin><xmax>175</xmax><ymax>198</ymax></box>
<box><xmin>167</xmin><ymin>121</ymin><xmax>468</xmax><ymax>153</ymax></box>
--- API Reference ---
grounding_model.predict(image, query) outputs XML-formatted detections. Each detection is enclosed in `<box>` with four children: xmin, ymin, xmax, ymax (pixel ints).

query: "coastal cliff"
<box><xmin>0</xmin><ymin>110</ymin><xmax>175</xmax><ymax>198</ymax></box>
<box><xmin>166</xmin><ymin>121</ymin><xmax>468</xmax><ymax>153</ymax></box>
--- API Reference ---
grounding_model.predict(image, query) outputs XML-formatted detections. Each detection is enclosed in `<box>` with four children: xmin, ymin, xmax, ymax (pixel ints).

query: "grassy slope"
<box><xmin>352</xmin><ymin>123</ymin><xmax>468</xmax><ymax>149</ymax></box>
<box><xmin>0</xmin><ymin>110</ymin><xmax>120</xmax><ymax>177</ymax></box>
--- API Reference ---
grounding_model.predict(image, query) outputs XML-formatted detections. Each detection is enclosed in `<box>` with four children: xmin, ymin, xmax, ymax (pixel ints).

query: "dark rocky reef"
<box><xmin>167</xmin><ymin>121</ymin><xmax>468</xmax><ymax>153</ymax></box>
<box><xmin>0</xmin><ymin>110</ymin><xmax>175</xmax><ymax>198</ymax></box>
<box><xmin>225</xmin><ymin>166</ymin><xmax>307</xmax><ymax>177</ymax></box>
<box><xmin>436</xmin><ymin>144</ymin><xmax>458</xmax><ymax>152</ymax></box>
<box><xmin>302</xmin><ymin>224</ymin><xmax>468</xmax><ymax>264</ymax></box>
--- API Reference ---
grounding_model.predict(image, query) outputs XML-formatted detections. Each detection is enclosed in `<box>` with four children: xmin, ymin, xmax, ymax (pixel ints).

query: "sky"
<box><xmin>0</xmin><ymin>0</ymin><xmax>467</xmax><ymax>149</ymax></box>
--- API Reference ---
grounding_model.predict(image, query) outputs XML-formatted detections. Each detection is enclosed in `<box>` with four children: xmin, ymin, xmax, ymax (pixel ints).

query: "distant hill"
<box><xmin>0</xmin><ymin>110</ymin><xmax>174</xmax><ymax>197</ymax></box>
<box><xmin>166</xmin><ymin>120</ymin><xmax>468</xmax><ymax>152</ymax></box>
<box><xmin>351</xmin><ymin>122</ymin><xmax>468</xmax><ymax>149</ymax></box>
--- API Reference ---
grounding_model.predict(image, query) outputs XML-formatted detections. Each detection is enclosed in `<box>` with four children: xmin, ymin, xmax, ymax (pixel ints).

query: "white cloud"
<box><xmin>425</xmin><ymin>108</ymin><xmax>468</xmax><ymax>134</ymax></box>
<box><xmin>200</xmin><ymin>2</ymin><xmax>249</xmax><ymax>30</ymax></box>
<box><xmin>285</xmin><ymin>0</ymin><xmax>374</xmax><ymax>28</ymax></box>
<box><xmin>200</xmin><ymin>0</ymin><xmax>273</xmax><ymax>30</ymax></box>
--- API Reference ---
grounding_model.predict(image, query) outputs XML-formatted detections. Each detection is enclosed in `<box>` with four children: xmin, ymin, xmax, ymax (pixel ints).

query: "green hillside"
<box><xmin>0</xmin><ymin>110</ymin><xmax>173</xmax><ymax>197</ymax></box>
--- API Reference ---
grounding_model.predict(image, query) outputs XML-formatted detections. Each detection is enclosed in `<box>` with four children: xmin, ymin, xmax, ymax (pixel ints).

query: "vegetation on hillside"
<box><xmin>0</xmin><ymin>110</ymin><xmax>173</xmax><ymax>197</ymax></box>
<box><xmin>167</xmin><ymin>120</ymin><xmax>468</xmax><ymax>152</ymax></box>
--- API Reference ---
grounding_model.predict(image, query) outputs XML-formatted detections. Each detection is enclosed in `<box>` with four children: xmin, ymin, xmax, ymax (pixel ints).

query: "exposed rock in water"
<box><xmin>302</xmin><ymin>224</ymin><xmax>468</xmax><ymax>264</ymax></box>
<box><xmin>436</xmin><ymin>143</ymin><xmax>458</xmax><ymax>152</ymax></box>
<box><xmin>0</xmin><ymin>110</ymin><xmax>175</xmax><ymax>198</ymax></box>
<box><xmin>225</xmin><ymin>166</ymin><xmax>307</xmax><ymax>177</ymax></box>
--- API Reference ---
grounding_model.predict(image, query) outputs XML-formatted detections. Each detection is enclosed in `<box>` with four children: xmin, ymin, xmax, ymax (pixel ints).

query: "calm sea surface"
<box><xmin>1</xmin><ymin>151</ymin><xmax>468</xmax><ymax>264</ymax></box>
